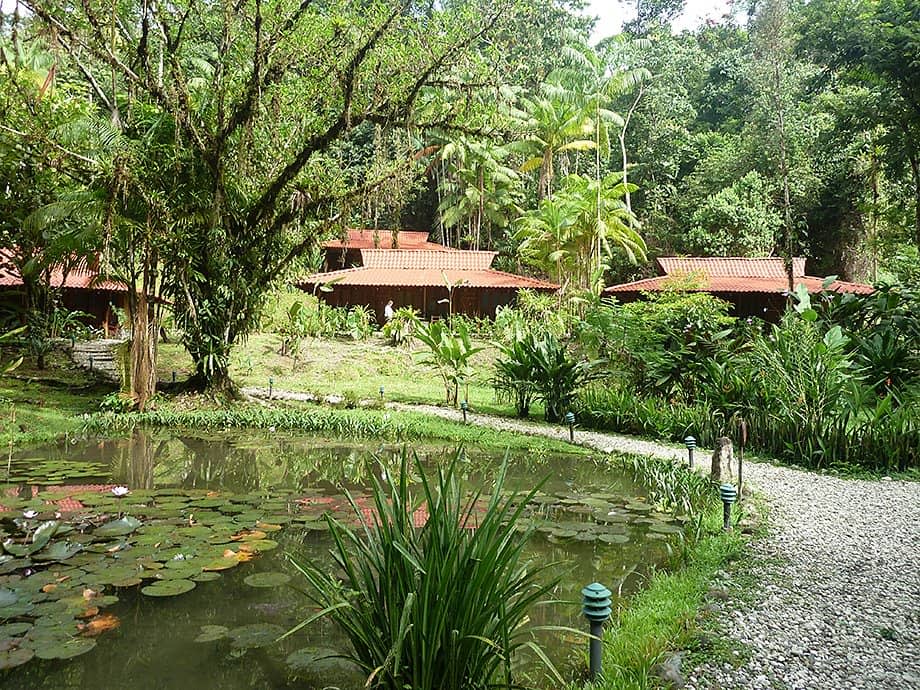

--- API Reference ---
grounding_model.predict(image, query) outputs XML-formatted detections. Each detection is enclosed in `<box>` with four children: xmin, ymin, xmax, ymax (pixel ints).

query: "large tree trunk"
<box><xmin>129</xmin><ymin>289</ymin><xmax>157</xmax><ymax>411</ymax></box>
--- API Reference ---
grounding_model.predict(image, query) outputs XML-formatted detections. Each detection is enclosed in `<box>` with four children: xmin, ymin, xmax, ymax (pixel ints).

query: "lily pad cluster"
<box><xmin>1</xmin><ymin>458</ymin><xmax>109</xmax><ymax>486</ymax></box>
<box><xmin>510</xmin><ymin>492</ymin><xmax>687</xmax><ymax>545</ymax></box>
<box><xmin>0</xmin><ymin>487</ymin><xmax>312</xmax><ymax>670</ymax></box>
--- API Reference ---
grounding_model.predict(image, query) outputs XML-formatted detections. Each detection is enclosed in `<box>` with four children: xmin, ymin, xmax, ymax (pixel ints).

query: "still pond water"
<box><xmin>0</xmin><ymin>431</ymin><xmax>685</xmax><ymax>688</ymax></box>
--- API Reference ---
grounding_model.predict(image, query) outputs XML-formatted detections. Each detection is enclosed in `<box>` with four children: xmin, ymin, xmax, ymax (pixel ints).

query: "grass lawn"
<box><xmin>156</xmin><ymin>331</ymin><xmax>535</xmax><ymax>416</ymax></box>
<box><xmin>0</xmin><ymin>350</ymin><xmax>115</xmax><ymax>447</ymax></box>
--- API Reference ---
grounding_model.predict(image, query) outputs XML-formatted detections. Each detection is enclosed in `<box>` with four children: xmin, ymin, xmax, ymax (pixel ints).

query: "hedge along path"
<box><xmin>392</xmin><ymin>402</ymin><xmax>920</xmax><ymax>690</ymax></box>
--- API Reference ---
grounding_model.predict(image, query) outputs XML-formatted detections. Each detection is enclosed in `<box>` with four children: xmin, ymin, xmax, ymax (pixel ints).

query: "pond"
<box><xmin>0</xmin><ymin>430</ymin><xmax>686</xmax><ymax>688</ymax></box>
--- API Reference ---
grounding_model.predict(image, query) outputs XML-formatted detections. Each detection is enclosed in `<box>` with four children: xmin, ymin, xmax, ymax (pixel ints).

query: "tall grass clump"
<box><xmin>286</xmin><ymin>450</ymin><xmax>564</xmax><ymax>690</ymax></box>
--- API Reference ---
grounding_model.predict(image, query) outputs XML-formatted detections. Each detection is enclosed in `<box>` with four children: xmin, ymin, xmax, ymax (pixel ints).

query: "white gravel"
<box><xmin>394</xmin><ymin>403</ymin><xmax>920</xmax><ymax>690</ymax></box>
<box><xmin>685</xmin><ymin>462</ymin><xmax>920</xmax><ymax>690</ymax></box>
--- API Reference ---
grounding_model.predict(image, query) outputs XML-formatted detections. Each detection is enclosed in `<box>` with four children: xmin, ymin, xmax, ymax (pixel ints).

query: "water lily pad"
<box><xmin>191</xmin><ymin>571</ymin><xmax>220</xmax><ymax>583</ymax></box>
<box><xmin>0</xmin><ymin>587</ymin><xmax>18</xmax><ymax>607</ymax></box>
<box><xmin>243</xmin><ymin>572</ymin><xmax>291</xmax><ymax>588</ymax></box>
<box><xmin>549</xmin><ymin>529</ymin><xmax>578</xmax><ymax>539</ymax></box>
<box><xmin>254</xmin><ymin>521</ymin><xmax>283</xmax><ymax>532</ymax></box>
<box><xmin>598</xmin><ymin>534</ymin><xmax>630</xmax><ymax>544</ymax></box>
<box><xmin>238</xmin><ymin>539</ymin><xmax>278</xmax><ymax>553</ymax></box>
<box><xmin>285</xmin><ymin>646</ymin><xmax>339</xmax><ymax>674</ymax></box>
<box><xmin>32</xmin><ymin>637</ymin><xmax>96</xmax><ymax>659</ymax></box>
<box><xmin>189</xmin><ymin>499</ymin><xmax>228</xmax><ymax>509</ymax></box>
<box><xmin>94</xmin><ymin>517</ymin><xmax>142</xmax><ymax>538</ymax></box>
<box><xmin>227</xmin><ymin>623</ymin><xmax>285</xmax><ymax>649</ymax></box>
<box><xmin>0</xmin><ymin>647</ymin><xmax>34</xmax><ymax>669</ymax></box>
<box><xmin>194</xmin><ymin>624</ymin><xmax>228</xmax><ymax>642</ymax></box>
<box><xmin>156</xmin><ymin>566</ymin><xmax>201</xmax><ymax>581</ymax></box>
<box><xmin>0</xmin><ymin>622</ymin><xmax>31</xmax><ymax>637</ymax></box>
<box><xmin>33</xmin><ymin>541</ymin><xmax>83</xmax><ymax>562</ymax></box>
<box><xmin>649</xmin><ymin>523</ymin><xmax>683</xmax><ymax>535</ymax></box>
<box><xmin>141</xmin><ymin>579</ymin><xmax>196</xmax><ymax>597</ymax></box>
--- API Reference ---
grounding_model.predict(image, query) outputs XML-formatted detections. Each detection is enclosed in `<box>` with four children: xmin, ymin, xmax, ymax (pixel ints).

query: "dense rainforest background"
<box><xmin>1</xmin><ymin>0</ymin><xmax>918</xmax><ymax>399</ymax></box>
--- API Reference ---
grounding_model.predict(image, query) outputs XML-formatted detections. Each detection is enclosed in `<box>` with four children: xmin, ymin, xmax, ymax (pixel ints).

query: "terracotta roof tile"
<box><xmin>359</xmin><ymin>249</ymin><xmax>497</xmax><ymax>270</ymax></box>
<box><xmin>656</xmin><ymin>256</ymin><xmax>806</xmax><ymax>278</ymax></box>
<box><xmin>604</xmin><ymin>275</ymin><xmax>873</xmax><ymax>295</ymax></box>
<box><xmin>300</xmin><ymin>266</ymin><xmax>557</xmax><ymax>290</ymax></box>
<box><xmin>0</xmin><ymin>247</ymin><xmax>127</xmax><ymax>291</ymax></box>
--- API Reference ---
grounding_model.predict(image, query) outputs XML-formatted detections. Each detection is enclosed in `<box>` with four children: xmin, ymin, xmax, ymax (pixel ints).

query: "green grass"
<box><xmin>157</xmin><ymin>332</ymin><xmax>541</xmax><ymax>417</ymax></box>
<box><xmin>0</xmin><ymin>350</ymin><xmax>115</xmax><ymax>447</ymax></box>
<box><xmin>581</xmin><ymin>507</ymin><xmax>751</xmax><ymax>690</ymax></box>
<box><xmin>84</xmin><ymin>401</ymin><xmax>589</xmax><ymax>456</ymax></box>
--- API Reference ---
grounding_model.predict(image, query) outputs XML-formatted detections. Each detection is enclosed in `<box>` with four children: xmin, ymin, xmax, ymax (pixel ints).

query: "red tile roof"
<box><xmin>604</xmin><ymin>275</ymin><xmax>873</xmax><ymax>295</ymax></box>
<box><xmin>656</xmin><ymin>256</ymin><xmax>806</xmax><ymax>278</ymax></box>
<box><xmin>360</xmin><ymin>249</ymin><xmax>497</xmax><ymax>271</ymax></box>
<box><xmin>0</xmin><ymin>248</ymin><xmax>126</xmax><ymax>292</ymax></box>
<box><xmin>300</xmin><ymin>266</ymin><xmax>558</xmax><ymax>290</ymax></box>
<box><xmin>604</xmin><ymin>256</ymin><xmax>873</xmax><ymax>296</ymax></box>
<box><xmin>322</xmin><ymin>229</ymin><xmax>450</xmax><ymax>251</ymax></box>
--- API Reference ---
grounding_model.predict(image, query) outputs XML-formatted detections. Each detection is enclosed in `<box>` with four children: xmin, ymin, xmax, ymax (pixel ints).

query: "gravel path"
<box><xmin>250</xmin><ymin>389</ymin><xmax>920</xmax><ymax>688</ymax></box>
<box><xmin>394</xmin><ymin>403</ymin><xmax>920</xmax><ymax>690</ymax></box>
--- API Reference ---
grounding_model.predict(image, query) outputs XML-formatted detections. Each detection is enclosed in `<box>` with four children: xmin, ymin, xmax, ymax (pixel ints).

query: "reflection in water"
<box><xmin>1</xmin><ymin>432</ymin><xmax>677</xmax><ymax>690</ymax></box>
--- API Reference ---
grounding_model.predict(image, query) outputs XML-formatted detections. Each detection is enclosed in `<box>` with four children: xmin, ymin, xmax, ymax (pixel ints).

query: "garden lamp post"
<box><xmin>88</xmin><ymin>356</ymin><xmax>94</xmax><ymax>372</ymax></box>
<box><xmin>171</xmin><ymin>371</ymin><xmax>176</xmax><ymax>384</ymax></box>
<box><xmin>581</xmin><ymin>582</ymin><xmax>612</xmax><ymax>680</ymax></box>
<box><xmin>379</xmin><ymin>385</ymin><xmax>385</xmax><ymax>400</ymax></box>
<box><xmin>460</xmin><ymin>400</ymin><xmax>468</xmax><ymax>423</ymax></box>
<box><xmin>684</xmin><ymin>436</ymin><xmax>696</xmax><ymax>468</ymax></box>
<box><xmin>565</xmin><ymin>411</ymin><xmax>575</xmax><ymax>442</ymax></box>
<box><xmin>720</xmin><ymin>484</ymin><xmax>737</xmax><ymax>532</ymax></box>
<box><xmin>268</xmin><ymin>377</ymin><xmax>274</xmax><ymax>399</ymax></box>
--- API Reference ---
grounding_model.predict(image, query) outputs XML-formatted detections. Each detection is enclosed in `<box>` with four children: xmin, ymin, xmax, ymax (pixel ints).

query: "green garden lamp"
<box><xmin>268</xmin><ymin>377</ymin><xmax>274</xmax><ymax>399</ymax></box>
<box><xmin>581</xmin><ymin>582</ymin><xmax>612</xmax><ymax>680</ymax></box>
<box><xmin>565</xmin><ymin>411</ymin><xmax>576</xmax><ymax>442</ymax></box>
<box><xmin>379</xmin><ymin>385</ymin><xmax>385</xmax><ymax>400</ymax></box>
<box><xmin>460</xmin><ymin>399</ymin><xmax>468</xmax><ymax>423</ymax></box>
<box><xmin>684</xmin><ymin>436</ymin><xmax>696</xmax><ymax>468</ymax></box>
<box><xmin>720</xmin><ymin>483</ymin><xmax>737</xmax><ymax>532</ymax></box>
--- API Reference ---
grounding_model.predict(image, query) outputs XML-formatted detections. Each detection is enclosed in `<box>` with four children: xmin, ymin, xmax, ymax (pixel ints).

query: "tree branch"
<box><xmin>242</xmin><ymin>2</ymin><xmax>409</xmax><ymax>233</ymax></box>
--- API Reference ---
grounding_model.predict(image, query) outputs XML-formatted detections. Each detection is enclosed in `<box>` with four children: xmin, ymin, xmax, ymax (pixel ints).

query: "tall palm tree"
<box><xmin>511</xmin><ymin>84</ymin><xmax>595</xmax><ymax>200</ymax></box>
<box><xmin>515</xmin><ymin>173</ymin><xmax>645</xmax><ymax>293</ymax></box>
<box><xmin>437</xmin><ymin>138</ymin><xmax>523</xmax><ymax>249</ymax></box>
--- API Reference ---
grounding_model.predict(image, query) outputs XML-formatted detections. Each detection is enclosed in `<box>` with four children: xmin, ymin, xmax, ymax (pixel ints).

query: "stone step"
<box><xmin>68</xmin><ymin>339</ymin><xmax>126</xmax><ymax>383</ymax></box>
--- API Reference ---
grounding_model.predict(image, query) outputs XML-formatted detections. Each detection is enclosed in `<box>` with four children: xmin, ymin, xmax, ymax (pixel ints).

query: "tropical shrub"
<box><xmin>279</xmin><ymin>300</ymin><xmax>375</xmax><ymax>349</ymax></box>
<box><xmin>344</xmin><ymin>304</ymin><xmax>375</xmax><ymax>341</ymax></box>
<box><xmin>598</xmin><ymin>290</ymin><xmax>737</xmax><ymax>400</ymax></box>
<box><xmin>0</xmin><ymin>325</ymin><xmax>26</xmax><ymax>374</ymax></box>
<box><xmin>382</xmin><ymin>306</ymin><xmax>420</xmax><ymax>347</ymax></box>
<box><xmin>414</xmin><ymin>321</ymin><xmax>483</xmax><ymax>406</ymax></box>
<box><xmin>286</xmin><ymin>451</ymin><xmax>562</xmax><ymax>690</ymax></box>
<box><xmin>494</xmin><ymin>330</ymin><xmax>603</xmax><ymax>422</ymax></box>
<box><xmin>492</xmin><ymin>335</ymin><xmax>540</xmax><ymax>417</ymax></box>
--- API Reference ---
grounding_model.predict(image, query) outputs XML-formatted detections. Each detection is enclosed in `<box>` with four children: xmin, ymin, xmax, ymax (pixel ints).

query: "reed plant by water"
<box><xmin>286</xmin><ymin>450</ymin><xmax>564</xmax><ymax>689</ymax></box>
